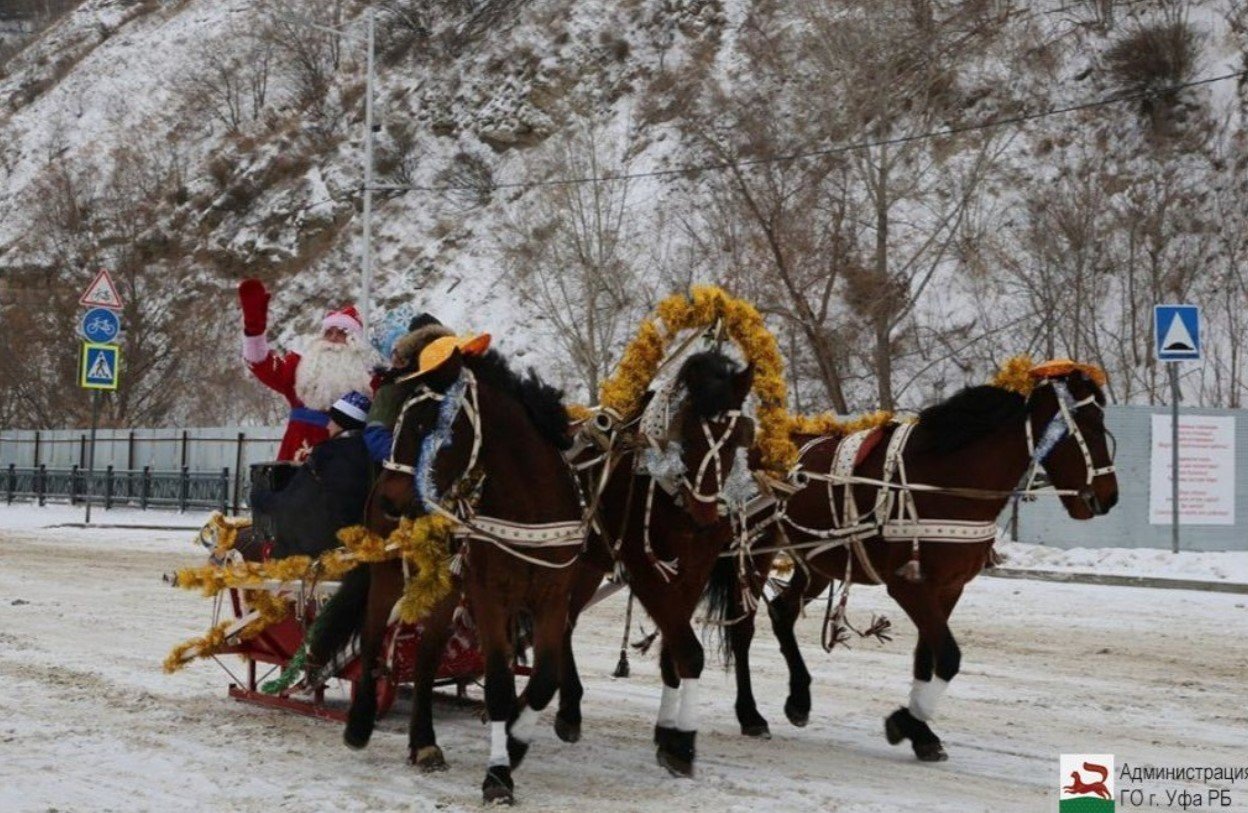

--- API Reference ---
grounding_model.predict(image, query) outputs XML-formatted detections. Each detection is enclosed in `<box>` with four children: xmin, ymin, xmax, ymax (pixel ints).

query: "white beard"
<box><xmin>294</xmin><ymin>336</ymin><xmax>375</xmax><ymax>411</ymax></box>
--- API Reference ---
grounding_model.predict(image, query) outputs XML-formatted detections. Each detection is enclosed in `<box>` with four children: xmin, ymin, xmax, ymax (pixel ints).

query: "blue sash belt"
<box><xmin>290</xmin><ymin>406</ymin><xmax>330</xmax><ymax>427</ymax></box>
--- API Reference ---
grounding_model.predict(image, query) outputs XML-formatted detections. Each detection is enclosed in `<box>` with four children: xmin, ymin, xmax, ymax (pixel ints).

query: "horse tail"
<box><xmin>1083</xmin><ymin>762</ymin><xmax>1108</xmax><ymax>782</ymax></box>
<box><xmin>702</xmin><ymin>556</ymin><xmax>739</xmax><ymax>669</ymax></box>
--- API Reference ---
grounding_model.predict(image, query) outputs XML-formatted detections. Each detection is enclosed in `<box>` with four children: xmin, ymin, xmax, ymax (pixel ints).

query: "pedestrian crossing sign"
<box><xmin>1154</xmin><ymin>304</ymin><xmax>1201</xmax><ymax>362</ymax></box>
<box><xmin>81</xmin><ymin>343</ymin><xmax>120</xmax><ymax>390</ymax></box>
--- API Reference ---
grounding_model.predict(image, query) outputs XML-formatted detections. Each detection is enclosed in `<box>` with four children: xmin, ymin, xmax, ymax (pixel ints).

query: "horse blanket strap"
<box><xmin>879</xmin><ymin>422</ymin><xmax>997</xmax><ymax>544</ymax></box>
<box><xmin>639</xmin><ymin>381</ymin><xmax>677</xmax><ymax>442</ymax></box>
<box><xmin>780</xmin><ymin>430</ymin><xmax>889</xmax><ymax>546</ymax></box>
<box><xmin>832</xmin><ymin>429</ymin><xmax>873</xmax><ymax>481</ymax></box>
<box><xmin>880</xmin><ymin>519</ymin><xmax>998</xmax><ymax>543</ymax></box>
<box><xmin>460</xmin><ymin>517</ymin><xmax>585</xmax><ymax>547</ymax></box>
<box><xmin>424</xmin><ymin>494</ymin><xmax>585</xmax><ymax>572</ymax></box>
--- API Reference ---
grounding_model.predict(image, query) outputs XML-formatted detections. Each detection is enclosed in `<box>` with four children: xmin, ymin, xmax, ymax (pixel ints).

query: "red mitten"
<box><xmin>238</xmin><ymin>279</ymin><xmax>270</xmax><ymax>337</ymax></box>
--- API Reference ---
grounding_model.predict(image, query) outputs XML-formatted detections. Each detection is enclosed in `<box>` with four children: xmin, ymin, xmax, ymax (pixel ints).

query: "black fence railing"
<box><xmin>4</xmin><ymin>464</ymin><xmax>231</xmax><ymax>512</ymax></box>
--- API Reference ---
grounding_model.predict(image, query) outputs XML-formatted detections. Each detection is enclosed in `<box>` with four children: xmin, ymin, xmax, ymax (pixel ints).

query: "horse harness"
<box><xmin>751</xmin><ymin>376</ymin><xmax>1116</xmax><ymax>586</ymax></box>
<box><xmin>574</xmin><ymin>389</ymin><xmax>750</xmax><ymax>583</ymax></box>
<box><xmin>383</xmin><ymin>369</ymin><xmax>586</xmax><ymax>571</ymax></box>
<box><xmin>382</xmin><ymin>365</ymin><xmax>751</xmax><ymax>572</ymax></box>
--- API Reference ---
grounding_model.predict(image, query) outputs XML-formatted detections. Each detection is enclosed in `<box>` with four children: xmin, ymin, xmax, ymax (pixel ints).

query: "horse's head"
<box><xmin>1026</xmin><ymin>367</ymin><xmax>1119</xmax><ymax>519</ymax></box>
<box><xmin>371</xmin><ymin>351</ymin><xmax>473</xmax><ymax>524</ymax></box>
<box><xmin>669</xmin><ymin>351</ymin><xmax>756</xmax><ymax>528</ymax></box>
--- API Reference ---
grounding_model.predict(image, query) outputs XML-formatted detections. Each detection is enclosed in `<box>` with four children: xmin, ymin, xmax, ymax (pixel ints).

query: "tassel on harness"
<box><xmin>896</xmin><ymin>538</ymin><xmax>923</xmax><ymax>582</ymax></box>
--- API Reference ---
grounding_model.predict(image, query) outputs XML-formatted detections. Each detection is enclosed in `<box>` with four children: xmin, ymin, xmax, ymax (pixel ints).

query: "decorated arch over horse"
<box><xmin>597</xmin><ymin>285</ymin><xmax>798</xmax><ymax>476</ymax></box>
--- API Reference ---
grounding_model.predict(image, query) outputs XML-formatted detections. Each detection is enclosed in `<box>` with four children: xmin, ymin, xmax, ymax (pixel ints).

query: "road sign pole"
<box><xmin>1169</xmin><ymin>363</ymin><xmax>1180</xmax><ymax>554</ymax></box>
<box><xmin>84</xmin><ymin>389</ymin><xmax>100</xmax><ymax>525</ymax></box>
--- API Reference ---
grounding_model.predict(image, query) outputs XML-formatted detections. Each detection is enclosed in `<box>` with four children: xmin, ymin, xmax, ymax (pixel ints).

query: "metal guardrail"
<box><xmin>4</xmin><ymin>464</ymin><xmax>231</xmax><ymax>512</ymax></box>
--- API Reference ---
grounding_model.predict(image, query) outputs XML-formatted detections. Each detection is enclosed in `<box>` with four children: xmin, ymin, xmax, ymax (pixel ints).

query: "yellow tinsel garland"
<box><xmin>990</xmin><ymin>354</ymin><xmax>1108</xmax><ymax>396</ymax></box>
<box><xmin>991</xmin><ymin>354</ymin><xmax>1037</xmax><ymax>396</ymax></box>
<box><xmin>163</xmin><ymin>621</ymin><xmax>231</xmax><ymax>674</ymax></box>
<box><xmin>391</xmin><ymin>515</ymin><xmax>456</xmax><ymax>623</ymax></box>
<box><xmin>336</xmin><ymin>515</ymin><xmax>456</xmax><ymax>624</ymax></box>
<box><xmin>599</xmin><ymin>286</ymin><xmax>798</xmax><ymax>474</ymax></box>
<box><xmin>167</xmin><ymin>514</ymin><xmax>458</xmax><ymax>672</ymax></box>
<box><xmin>786</xmin><ymin>409</ymin><xmax>896</xmax><ymax>438</ymax></box>
<box><xmin>162</xmin><ymin>588</ymin><xmax>293</xmax><ymax>673</ymax></box>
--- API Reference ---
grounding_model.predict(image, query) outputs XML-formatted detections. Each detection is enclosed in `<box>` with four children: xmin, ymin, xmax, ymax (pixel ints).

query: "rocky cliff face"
<box><xmin>1</xmin><ymin>0</ymin><xmax>1246</xmax><ymax>428</ymax></box>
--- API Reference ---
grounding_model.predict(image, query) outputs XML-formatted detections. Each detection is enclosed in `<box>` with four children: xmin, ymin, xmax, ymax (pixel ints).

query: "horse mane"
<box><xmin>466</xmin><ymin>350</ymin><xmax>573</xmax><ymax>451</ymax></box>
<box><xmin>677</xmin><ymin>351</ymin><xmax>742</xmax><ymax>418</ymax></box>
<box><xmin>909</xmin><ymin>384</ymin><xmax>1027</xmax><ymax>455</ymax></box>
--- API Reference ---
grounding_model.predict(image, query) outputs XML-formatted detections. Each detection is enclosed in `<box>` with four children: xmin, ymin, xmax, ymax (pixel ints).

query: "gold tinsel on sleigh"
<box><xmin>165</xmin><ymin>515</ymin><xmax>457</xmax><ymax>672</ymax></box>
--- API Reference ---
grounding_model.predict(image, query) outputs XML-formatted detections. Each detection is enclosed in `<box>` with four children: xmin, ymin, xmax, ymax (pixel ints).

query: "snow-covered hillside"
<box><xmin>1</xmin><ymin>0</ymin><xmax>1247</xmax><ymax>427</ymax></box>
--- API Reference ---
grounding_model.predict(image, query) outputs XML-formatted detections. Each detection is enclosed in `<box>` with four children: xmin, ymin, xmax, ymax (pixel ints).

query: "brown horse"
<box><xmin>345</xmin><ymin>346</ymin><xmax>584</xmax><ymax>805</ymax></box>
<box><xmin>710</xmin><ymin>367</ymin><xmax>1118</xmax><ymax>761</ymax></box>
<box><xmin>556</xmin><ymin>351</ymin><xmax>756</xmax><ymax>777</ymax></box>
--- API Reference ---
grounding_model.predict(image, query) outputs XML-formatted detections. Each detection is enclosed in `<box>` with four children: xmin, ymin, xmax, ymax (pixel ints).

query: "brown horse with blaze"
<box><xmin>711</xmin><ymin>360</ymin><xmax>1118</xmax><ymax>762</ymax></box>
<box><xmin>346</xmin><ymin>343</ymin><xmax>583</xmax><ymax>806</ymax></box>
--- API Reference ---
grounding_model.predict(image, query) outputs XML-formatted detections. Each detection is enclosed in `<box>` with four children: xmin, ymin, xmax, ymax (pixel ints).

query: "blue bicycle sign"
<box><xmin>80</xmin><ymin>307</ymin><xmax>121</xmax><ymax>343</ymax></box>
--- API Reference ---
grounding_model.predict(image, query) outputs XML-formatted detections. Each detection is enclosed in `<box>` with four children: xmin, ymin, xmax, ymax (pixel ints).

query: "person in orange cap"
<box><xmin>362</xmin><ymin>316</ymin><xmax>491</xmax><ymax>462</ymax></box>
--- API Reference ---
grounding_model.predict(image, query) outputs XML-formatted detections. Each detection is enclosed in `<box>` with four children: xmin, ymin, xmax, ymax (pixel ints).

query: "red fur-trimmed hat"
<box><xmin>322</xmin><ymin>305</ymin><xmax>363</xmax><ymax>337</ymax></box>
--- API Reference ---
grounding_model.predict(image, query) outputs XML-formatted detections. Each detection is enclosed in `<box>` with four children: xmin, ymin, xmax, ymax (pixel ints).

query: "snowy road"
<box><xmin>0</xmin><ymin>516</ymin><xmax>1245</xmax><ymax>812</ymax></box>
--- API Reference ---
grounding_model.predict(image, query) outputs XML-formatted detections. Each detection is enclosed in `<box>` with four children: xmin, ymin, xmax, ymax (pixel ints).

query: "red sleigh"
<box><xmin>173</xmin><ymin>461</ymin><xmax>496</xmax><ymax>723</ymax></box>
<box><xmin>217</xmin><ymin>582</ymin><xmax>486</xmax><ymax>722</ymax></box>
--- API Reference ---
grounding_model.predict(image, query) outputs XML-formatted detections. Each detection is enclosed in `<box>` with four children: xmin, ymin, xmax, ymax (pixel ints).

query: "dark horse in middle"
<box><xmin>344</xmin><ymin>345</ymin><xmax>754</xmax><ymax>803</ymax></box>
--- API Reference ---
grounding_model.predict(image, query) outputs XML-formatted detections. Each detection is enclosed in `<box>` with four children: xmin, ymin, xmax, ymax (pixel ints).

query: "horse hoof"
<box><xmin>482</xmin><ymin>766</ymin><xmax>515</xmax><ymax>805</ymax></box>
<box><xmin>409</xmin><ymin>745</ymin><xmax>447</xmax><ymax>772</ymax></box>
<box><xmin>914</xmin><ymin>741</ymin><xmax>948</xmax><ymax>762</ymax></box>
<box><xmin>784</xmin><ymin>699</ymin><xmax>809</xmax><ymax>728</ymax></box>
<box><xmin>554</xmin><ymin>712</ymin><xmax>581</xmax><ymax>744</ymax></box>
<box><xmin>654</xmin><ymin>724</ymin><xmax>676</xmax><ymax>747</ymax></box>
<box><xmin>506</xmin><ymin>736</ymin><xmax>530</xmax><ymax>770</ymax></box>
<box><xmin>656</xmin><ymin>730</ymin><xmax>696</xmax><ymax>778</ymax></box>
<box><xmin>884</xmin><ymin>709</ymin><xmax>906</xmax><ymax>745</ymax></box>
<box><xmin>343</xmin><ymin>728</ymin><xmax>371</xmax><ymax>751</ymax></box>
<box><xmin>741</xmin><ymin>722</ymin><xmax>771</xmax><ymax>739</ymax></box>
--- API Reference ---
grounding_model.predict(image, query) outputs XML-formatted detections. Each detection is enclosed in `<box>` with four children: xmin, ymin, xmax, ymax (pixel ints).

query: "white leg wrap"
<box><xmin>908</xmin><ymin>678</ymin><xmax>949</xmax><ymax>722</ymax></box>
<box><xmin>489</xmin><ymin>721</ymin><xmax>509</xmax><ymax>767</ymax></box>
<box><xmin>510</xmin><ymin>705</ymin><xmax>539</xmax><ymax>744</ymax></box>
<box><xmin>676</xmin><ymin>678</ymin><xmax>700</xmax><ymax>733</ymax></box>
<box><xmin>657</xmin><ymin>684</ymin><xmax>679</xmax><ymax>728</ymax></box>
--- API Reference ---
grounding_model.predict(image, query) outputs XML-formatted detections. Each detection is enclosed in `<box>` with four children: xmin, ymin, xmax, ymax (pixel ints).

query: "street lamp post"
<box><xmin>360</xmin><ymin>7</ymin><xmax>376</xmax><ymax>333</ymax></box>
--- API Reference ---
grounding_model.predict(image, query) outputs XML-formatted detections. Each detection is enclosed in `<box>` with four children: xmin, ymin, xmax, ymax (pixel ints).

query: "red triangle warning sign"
<box><xmin>79</xmin><ymin>269</ymin><xmax>124</xmax><ymax>309</ymax></box>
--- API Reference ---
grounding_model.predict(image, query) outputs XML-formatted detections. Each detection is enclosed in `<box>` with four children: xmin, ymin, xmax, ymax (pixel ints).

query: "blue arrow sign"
<box><xmin>80</xmin><ymin>307</ymin><xmax>121</xmax><ymax>343</ymax></box>
<box><xmin>1154</xmin><ymin>305</ymin><xmax>1200</xmax><ymax>362</ymax></box>
<box><xmin>81</xmin><ymin>343</ymin><xmax>120</xmax><ymax>390</ymax></box>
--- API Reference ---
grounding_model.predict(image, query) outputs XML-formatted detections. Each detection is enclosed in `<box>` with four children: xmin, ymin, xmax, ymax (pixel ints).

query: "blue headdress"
<box><xmin>371</xmin><ymin>304</ymin><xmax>420</xmax><ymax>360</ymax></box>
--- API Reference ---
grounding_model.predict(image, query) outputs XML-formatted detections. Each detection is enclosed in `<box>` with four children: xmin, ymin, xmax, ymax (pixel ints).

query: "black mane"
<box><xmin>466</xmin><ymin>350</ymin><xmax>573</xmax><ymax>451</ymax></box>
<box><xmin>678</xmin><ymin>351</ymin><xmax>742</xmax><ymax>418</ymax></box>
<box><xmin>908</xmin><ymin>385</ymin><xmax>1027</xmax><ymax>455</ymax></box>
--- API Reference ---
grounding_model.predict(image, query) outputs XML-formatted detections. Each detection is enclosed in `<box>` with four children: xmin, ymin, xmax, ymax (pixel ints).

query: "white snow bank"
<box><xmin>997</xmin><ymin>540</ymin><xmax>1248</xmax><ymax>584</ymax></box>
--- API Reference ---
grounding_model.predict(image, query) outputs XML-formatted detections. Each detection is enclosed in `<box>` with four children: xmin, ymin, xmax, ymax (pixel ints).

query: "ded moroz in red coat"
<box><xmin>241</xmin><ymin>304</ymin><xmax>375</xmax><ymax>462</ymax></box>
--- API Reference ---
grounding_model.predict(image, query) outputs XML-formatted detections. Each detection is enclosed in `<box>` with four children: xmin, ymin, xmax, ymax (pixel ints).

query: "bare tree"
<box><xmin>668</xmin><ymin>0</ymin><xmax>1013</xmax><ymax>411</ymax></box>
<box><xmin>174</xmin><ymin>15</ymin><xmax>275</xmax><ymax>135</ymax></box>
<box><xmin>263</xmin><ymin>0</ymin><xmax>346</xmax><ymax>121</ymax></box>
<box><xmin>498</xmin><ymin>127</ymin><xmax>651</xmax><ymax>398</ymax></box>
